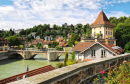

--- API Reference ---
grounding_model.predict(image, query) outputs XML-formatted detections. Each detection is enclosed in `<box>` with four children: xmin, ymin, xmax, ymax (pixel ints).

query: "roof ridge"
<box><xmin>90</xmin><ymin>11</ymin><xmax>115</xmax><ymax>27</ymax></box>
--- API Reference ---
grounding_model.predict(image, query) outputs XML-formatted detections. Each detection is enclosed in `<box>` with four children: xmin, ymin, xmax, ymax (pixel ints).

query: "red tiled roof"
<box><xmin>72</xmin><ymin>42</ymin><xmax>95</xmax><ymax>51</ymax></box>
<box><xmin>58</xmin><ymin>41</ymin><xmax>68</xmax><ymax>47</ymax></box>
<box><xmin>100</xmin><ymin>42</ymin><xmax>123</xmax><ymax>55</ymax></box>
<box><xmin>90</xmin><ymin>11</ymin><xmax>115</xmax><ymax>27</ymax></box>
<box><xmin>43</xmin><ymin>40</ymin><xmax>53</xmax><ymax>44</ymax></box>
<box><xmin>74</xmin><ymin>42</ymin><xmax>123</xmax><ymax>55</ymax></box>
<box><xmin>0</xmin><ymin>38</ymin><xmax>10</xmax><ymax>44</ymax></box>
<box><xmin>83</xmin><ymin>59</ymin><xmax>93</xmax><ymax>61</ymax></box>
<box><xmin>0</xmin><ymin>65</ymin><xmax>55</xmax><ymax>84</ymax></box>
<box><xmin>18</xmin><ymin>37</ymin><xmax>25</xmax><ymax>41</ymax></box>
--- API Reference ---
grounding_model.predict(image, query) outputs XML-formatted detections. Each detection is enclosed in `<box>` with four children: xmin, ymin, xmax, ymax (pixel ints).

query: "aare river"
<box><xmin>0</xmin><ymin>54</ymin><xmax>69</xmax><ymax>80</ymax></box>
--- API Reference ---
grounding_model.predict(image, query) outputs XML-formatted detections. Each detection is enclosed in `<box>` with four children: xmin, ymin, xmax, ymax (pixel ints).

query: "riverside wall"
<box><xmin>9</xmin><ymin>53</ymin><xmax>130</xmax><ymax>84</ymax></box>
<box><xmin>0</xmin><ymin>51</ymin><xmax>9</xmax><ymax>60</ymax></box>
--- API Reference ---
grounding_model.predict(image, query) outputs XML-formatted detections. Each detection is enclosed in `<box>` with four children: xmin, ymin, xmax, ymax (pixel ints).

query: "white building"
<box><xmin>72</xmin><ymin>38</ymin><xmax>123</xmax><ymax>61</ymax></box>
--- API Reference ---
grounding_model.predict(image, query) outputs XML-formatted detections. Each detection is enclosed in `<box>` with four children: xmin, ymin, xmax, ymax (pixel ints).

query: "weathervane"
<box><xmin>102</xmin><ymin>4</ymin><xmax>103</xmax><ymax>11</ymax></box>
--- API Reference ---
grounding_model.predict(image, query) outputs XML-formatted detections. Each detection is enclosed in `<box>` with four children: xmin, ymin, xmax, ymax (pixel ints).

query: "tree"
<box><xmin>19</xmin><ymin>29</ymin><xmax>25</xmax><ymax>35</ymax></box>
<box><xmin>7</xmin><ymin>36</ymin><xmax>21</xmax><ymax>47</ymax></box>
<box><xmin>115</xmin><ymin>23</ymin><xmax>130</xmax><ymax>49</ymax></box>
<box><xmin>75</xmin><ymin>41</ymin><xmax>78</xmax><ymax>45</ymax></box>
<box><xmin>71</xmin><ymin>51</ymin><xmax>75</xmax><ymax>60</ymax></box>
<box><xmin>68</xmin><ymin>33</ymin><xmax>81</xmax><ymax>46</ymax></box>
<box><xmin>64</xmin><ymin>49</ymin><xmax>68</xmax><ymax>66</ymax></box>
<box><xmin>36</xmin><ymin>43</ymin><xmax>43</xmax><ymax>49</ymax></box>
<box><xmin>19</xmin><ymin>45</ymin><xmax>23</xmax><ymax>50</ymax></box>
<box><xmin>53</xmin><ymin>24</ymin><xmax>57</xmax><ymax>30</ymax></box>
<box><xmin>124</xmin><ymin>42</ymin><xmax>130</xmax><ymax>53</ymax></box>
<box><xmin>97</xmin><ymin>33</ymin><xmax>100</xmax><ymax>38</ymax></box>
<box><xmin>51</xmin><ymin>42</ymin><xmax>59</xmax><ymax>48</ymax></box>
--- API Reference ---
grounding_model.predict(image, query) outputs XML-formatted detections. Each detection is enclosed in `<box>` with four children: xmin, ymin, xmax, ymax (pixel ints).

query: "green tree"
<box><xmin>19</xmin><ymin>45</ymin><xmax>23</xmax><ymax>50</ymax></box>
<box><xmin>68</xmin><ymin>33</ymin><xmax>81</xmax><ymax>46</ymax></box>
<box><xmin>71</xmin><ymin>51</ymin><xmax>75</xmax><ymax>60</ymax></box>
<box><xmin>64</xmin><ymin>49</ymin><xmax>68</xmax><ymax>66</ymax></box>
<box><xmin>36</xmin><ymin>43</ymin><xmax>43</xmax><ymax>49</ymax></box>
<box><xmin>53</xmin><ymin>24</ymin><xmax>57</xmax><ymax>30</ymax></box>
<box><xmin>115</xmin><ymin>23</ymin><xmax>130</xmax><ymax>48</ymax></box>
<box><xmin>96</xmin><ymin>33</ymin><xmax>100</xmax><ymax>38</ymax></box>
<box><xmin>124</xmin><ymin>42</ymin><xmax>130</xmax><ymax>53</ymax></box>
<box><xmin>7</xmin><ymin>36</ymin><xmax>21</xmax><ymax>47</ymax></box>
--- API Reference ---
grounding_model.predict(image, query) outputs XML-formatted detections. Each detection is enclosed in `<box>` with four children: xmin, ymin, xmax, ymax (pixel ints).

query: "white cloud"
<box><xmin>0</xmin><ymin>0</ymin><xmax>130</xmax><ymax>30</ymax></box>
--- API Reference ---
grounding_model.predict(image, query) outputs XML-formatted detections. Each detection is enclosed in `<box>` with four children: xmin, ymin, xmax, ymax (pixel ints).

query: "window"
<box><xmin>106</xmin><ymin>31</ymin><xmax>107</xmax><ymax>35</ymax></box>
<box><xmin>91</xmin><ymin>50</ymin><xmax>95</xmax><ymax>57</ymax></box>
<box><xmin>94</xmin><ymin>32</ymin><xmax>96</xmax><ymax>35</ymax></box>
<box><xmin>106</xmin><ymin>27</ymin><xmax>107</xmax><ymax>30</ymax></box>
<box><xmin>101</xmin><ymin>50</ymin><xmax>106</xmax><ymax>58</ymax></box>
<box><xmin>108</xmin><ymin>31</ymin><xmax>109</xmax><ymax>35</ymax></box>
<box><xmin>100</xmin><ymin>27</ymin><xmax>101</xmax><ymax>29</ymax></box>
<box><xmin>111</xmin><ymin>32</ymin><xmax>112</xmax><ymax>35</ymax></box>
<box><xmin>94</xmin><ymin>28</ymin><xmax>96</xmax><ymax>30</ymax></box>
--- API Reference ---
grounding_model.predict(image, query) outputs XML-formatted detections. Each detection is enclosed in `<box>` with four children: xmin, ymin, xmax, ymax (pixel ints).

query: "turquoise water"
<box><xmin>0</xmin><ymin>54</ymin><xmax>68</xmax><ymax>80</ymax></box>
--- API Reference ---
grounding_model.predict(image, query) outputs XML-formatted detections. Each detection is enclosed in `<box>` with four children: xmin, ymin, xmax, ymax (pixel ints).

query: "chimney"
<box><xmin>95</xmin><ymin>36</ymin><xmax>97</xmax><ymax>42</ymax></box>
<box><xmin>105</xmin><ymin>38</ymin><xmax>108</xmax><ymax>44</ymax></box>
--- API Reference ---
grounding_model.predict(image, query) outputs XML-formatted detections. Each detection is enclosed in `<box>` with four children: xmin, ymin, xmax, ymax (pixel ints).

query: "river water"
<box><xmin>0</xmin><ymin>54</ymin><xmax>69</xmax><ymax>80</ymax></box>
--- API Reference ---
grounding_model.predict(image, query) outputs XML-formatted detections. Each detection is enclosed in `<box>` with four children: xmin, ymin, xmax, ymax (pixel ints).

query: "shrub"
<box><xmin>67</xmin><ymin>59</ymin><xmax>76</xmax><ymax>66</ymax></box>
<box><xmin>93</xmin><ymin>60</ymin><xmax>130</xmax><ymax>84</ymax></box>
<box><xmin>56</xmin><ymin>62</ymin><xmax>64</xmax><ymax>68</ymax></box>
<box><xmin>30</xmin><ymin>45</ymin><xmax>34</xmax><ymax>48</ymax></box>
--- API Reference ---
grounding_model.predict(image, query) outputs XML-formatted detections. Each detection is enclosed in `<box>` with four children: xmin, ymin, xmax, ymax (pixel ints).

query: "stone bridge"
<box><xmin>8</xmin><ymin>50</ymin><xmax>72</xmax><ymax>61</ymax></box>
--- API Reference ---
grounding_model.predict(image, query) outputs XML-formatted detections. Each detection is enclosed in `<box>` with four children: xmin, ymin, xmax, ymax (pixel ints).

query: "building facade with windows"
<box><xmin>72</xmin><ymin>38</ymin><xmax>123</xmax><ymax>61</ymax></box>
<box><xmin>0</xmin><ymin>38</ymin><xmax>9</xmax><ymax>51</ymax></box>
<box><xmin>82</xmin><ymin>11</ymin><xmax>116</xmax><ymax>45</ymax></box>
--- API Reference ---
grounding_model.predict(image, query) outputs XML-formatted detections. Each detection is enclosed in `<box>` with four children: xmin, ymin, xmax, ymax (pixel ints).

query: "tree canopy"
<box><xmin>68</xmin><ymin>33</ymin><xmax>81</xmax><ymax>46</ymax></box>
<box><xmin>7</xmin><ymin>36</ymin><xmax>21</xmax><ymax>47</ymax></box>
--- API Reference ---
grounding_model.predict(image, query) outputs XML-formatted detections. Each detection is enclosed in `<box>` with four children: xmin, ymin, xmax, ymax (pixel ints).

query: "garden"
<box><xmin>93</xmin><ymin>60</ymin><xmax>130</xmax><ymax>84</ymax></box>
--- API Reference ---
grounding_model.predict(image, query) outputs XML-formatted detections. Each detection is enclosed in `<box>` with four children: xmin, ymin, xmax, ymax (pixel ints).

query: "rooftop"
<box><xmin>0</xmin><ymin>65</ymin><xmax>55</xmax><ymax>84</ymax></box>
<box><xmin>90</xmin><ymin>11</ymin><xmax>115</xmax><ymax>27</ymax></box>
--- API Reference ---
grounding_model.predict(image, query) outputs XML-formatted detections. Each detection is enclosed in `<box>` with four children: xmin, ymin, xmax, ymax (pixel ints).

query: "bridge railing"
<box><xmin>10</xmin><ymin>53</ymin><xmax>130</xmax><ymax>84</ymax></box>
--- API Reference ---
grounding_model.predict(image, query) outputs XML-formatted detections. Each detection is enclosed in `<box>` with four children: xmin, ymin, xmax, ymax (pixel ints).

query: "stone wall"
<box><xmin>9</xmin><ymin>53</ymin><xmax>130</xmax><ymax>84</ymax></box>
<box><xmin>0</xmin><ymin>51</ymin><xmax>8</xmax><ymax>60</ymax></box>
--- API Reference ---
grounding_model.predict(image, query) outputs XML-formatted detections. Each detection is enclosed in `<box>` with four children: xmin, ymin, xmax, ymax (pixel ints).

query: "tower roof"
<box><xmin>90</xmin><ymin>11</ymin><xmax>115</xmax><ymax>27</ymax></box>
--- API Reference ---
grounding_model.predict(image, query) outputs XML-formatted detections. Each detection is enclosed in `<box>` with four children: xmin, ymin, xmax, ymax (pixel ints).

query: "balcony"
<box><xmin>84</xmin><ymin>36</ymin><xmax>116</xmax><ymax>40</ymax></box>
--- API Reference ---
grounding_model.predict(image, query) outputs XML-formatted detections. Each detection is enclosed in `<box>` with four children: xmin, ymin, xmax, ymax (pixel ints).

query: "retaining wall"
<box><xmin>0</xmin><ymin>51</ymin><xmax>8</xmax><ymax>60</ymax></box>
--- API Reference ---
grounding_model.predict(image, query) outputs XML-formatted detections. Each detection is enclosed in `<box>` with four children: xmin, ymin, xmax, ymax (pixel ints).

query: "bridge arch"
<box><xmin>9</xmin><ymin>53</ymin><xmax>24</xmax><ymax>59</ymax></box>
<box><xmin>30</xmin><ymin>53</ymin><xmax>48</xmax><ymax>59</ymax></box>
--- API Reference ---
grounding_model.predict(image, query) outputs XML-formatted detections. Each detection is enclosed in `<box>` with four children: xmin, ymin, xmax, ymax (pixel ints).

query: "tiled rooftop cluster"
<box><xmin>0</xmin><ymin>38</ymin><xmax>10</xmax><ymax>44</ymax></box>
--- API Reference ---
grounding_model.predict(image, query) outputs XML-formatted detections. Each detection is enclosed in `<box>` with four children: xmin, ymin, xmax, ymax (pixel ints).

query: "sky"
<box><xmin>0</xmin><ymin>0</ymin><xmax>130</xmax><ymax>30</ymax></box>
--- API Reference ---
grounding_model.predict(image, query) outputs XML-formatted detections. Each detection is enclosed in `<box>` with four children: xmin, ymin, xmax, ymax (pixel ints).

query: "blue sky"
<box><xmin>0</xmin><ymin>0</ymin><xmax>130</xmax><ymax>30</ymax></box>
